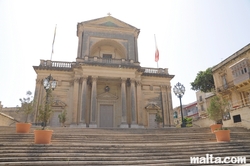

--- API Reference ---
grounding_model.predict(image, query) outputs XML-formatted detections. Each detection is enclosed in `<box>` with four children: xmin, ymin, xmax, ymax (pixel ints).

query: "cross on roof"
<box><xmin>107</xmin><ymin>12</ymin><xmax>111</xmax><ymax>16</ymax></box>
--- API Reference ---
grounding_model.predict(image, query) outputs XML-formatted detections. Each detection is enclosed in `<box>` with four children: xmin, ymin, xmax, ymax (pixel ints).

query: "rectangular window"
<box><xmin>199</xmin><ymin>96</ymin><xmax>202</xmax><ymax>102</ymax></box>
<box><xmin>233</xmin><ymin>114</ymin><xmax>241</xmax><ymax>123</ymax></box>
<box><xmin>201</xmin><ymin>105</ymin><xmax>204</xmax><ymax>111</ymax></box>
<box><xmin>102</xmin><ymin>54</ymin><xmax>112</xmax><ymax>63</ymax></box>
<box><xmin>103</xmin><ymin>54</ymin><xmax>112</xmax><ymax>59</ymax></box>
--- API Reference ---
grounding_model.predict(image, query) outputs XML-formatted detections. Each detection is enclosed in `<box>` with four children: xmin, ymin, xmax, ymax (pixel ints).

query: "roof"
<box><xmin>212</xmin><ymin>43</ymin><xmax>250</xmax><ymax>72</ymax></box>
<box><xmin>77</xmin><ymin>16</ymin><xmax>140</xmax><ymax>37</ymax></box>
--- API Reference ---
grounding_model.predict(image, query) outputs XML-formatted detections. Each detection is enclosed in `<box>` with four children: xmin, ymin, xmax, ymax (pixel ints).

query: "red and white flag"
<box><xmin>155</xmin><ymin>47</ymin><xmax>159</xmax><ymax>62</ymax></box>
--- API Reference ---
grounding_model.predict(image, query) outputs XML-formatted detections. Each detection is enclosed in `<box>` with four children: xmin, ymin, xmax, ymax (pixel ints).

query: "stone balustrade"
<box><xmin>39</xmin><ymin>59</ymin><xmax>169</xmax><ymax>75</ymax></box>
<box><xmin>142</xmin><ymin>67</ymin><xmax>169</xmax><ymax>75</ymax></box>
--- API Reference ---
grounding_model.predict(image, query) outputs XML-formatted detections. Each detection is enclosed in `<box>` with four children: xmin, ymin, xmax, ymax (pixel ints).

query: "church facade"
<box><xmin>33</xmin><ymin>16</ymin><xmax>175</xmax><ymax>128</ymax></box>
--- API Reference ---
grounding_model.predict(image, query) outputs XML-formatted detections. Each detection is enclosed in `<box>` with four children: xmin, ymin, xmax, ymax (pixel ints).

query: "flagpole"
<box><xmin>154</xmin><ymin>34</ymin><xmax>159</xmax><ymax>68</ymax></box>
<box><xmin>50</xmin><ymin>24</ymin><xmax>57</xmax><ymax>61</ymax></box>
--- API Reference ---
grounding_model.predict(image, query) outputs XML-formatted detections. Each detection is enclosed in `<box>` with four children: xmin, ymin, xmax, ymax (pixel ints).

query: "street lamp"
<box><xmin>42</xmin><ymin>74</ymin><xmax>57</xmax><ymax>128</ymax></box>
<box><xmin>43</xmin><ymin>74</ymin><xmax>57</xmax><ymax>91</ymax></box>
<box><xmin>173</xmin><ymin>82</ymin><xmax>186</xmax><ymax>127</ymax></box>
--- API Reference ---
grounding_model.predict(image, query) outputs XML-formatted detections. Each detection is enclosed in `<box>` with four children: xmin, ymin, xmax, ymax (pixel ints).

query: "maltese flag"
<box><xmin>155</xmin><ymin>47</ymin><xmax>159</xmax><ymax>62</ymax></box>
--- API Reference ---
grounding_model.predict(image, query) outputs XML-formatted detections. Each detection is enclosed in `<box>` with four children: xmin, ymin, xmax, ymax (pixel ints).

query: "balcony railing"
<box><xmin>38</xmin><ymin>59</ymin><xmax>169</xmax><ymax>75</ymax></box>
<box><xmin>76</xmin><ymin>56</ymin><xmax>139</xmax><ymax>66</ymax></box>
<box><xmin>217</xmin><ymin>80</ymin><xmax>234</xmax><ymax>92</ymax></box>
<box><xmin>40</xmin><ymin>60</ymin><xmax>74</xmax><ymax>68</ymax></box>
<box><xmin>142</xmin><ymin>68</ymin><xmax>169</xmax><ymax>75</ymax></box>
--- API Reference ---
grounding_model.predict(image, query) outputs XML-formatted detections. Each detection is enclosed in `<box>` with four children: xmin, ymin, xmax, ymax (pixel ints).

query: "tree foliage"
<box><xmin>191</xmin><ymin>68</ymin><xmax>215</xmax><ymax>92</ymax></box>
<box><xmin>207</xmin><ymin>95</ymin><xmax>229</xmax><ymax>123</ymax></box>
<box><xmin>155</xmin><ymin>110</ymin><xmax>163</xmax><ymax>123</ymax></box>
<box><xmin>37</xmin><ymin>89</ymin><xmax>54</xmax><ymax>130</ymax></box>
<box><xmin>18</xmin><ymin>91</ymin><xmax>34</xmax><ymax>123</ymax></box>
<box><xmin>58</xmin><ymin>109</ymin><xmax>67</xmax><ymax>126</ymax></box>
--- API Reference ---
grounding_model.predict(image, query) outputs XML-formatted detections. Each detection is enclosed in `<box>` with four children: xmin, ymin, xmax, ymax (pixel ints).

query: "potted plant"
<box><xmin>207</xmin><ymin>95</ymin><xmax>229</xmax><ymax>133</ymax></box>
<box><xmin>16</xmin><ymin>91</ymin><xmax>34</xmax><ymax>133</ymax></box>
<box><xmin>58</xmin><ymin>109</ymin><xmax>67</xmax><ymax>127</ymax></box>
<box><xmin>214</xmin><ymin>127</ymin><xmax>230</xmax><ymax>142</ymax></box>
<box><xmin>155</xmin><ymin>110</ymin><xmax>163</xmax><ymax>128</ymax></box>
<box><xmin>34</xmin><ymin>74</ymin><xmax>57</xmax><ymax>144</ymax></box>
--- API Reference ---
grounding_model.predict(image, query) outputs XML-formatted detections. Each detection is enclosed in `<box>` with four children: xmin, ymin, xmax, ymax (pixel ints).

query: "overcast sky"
<box><xmin>0</xmin><ymin>0</ymin><xmax>250</xmax><ymax>108</ymax></box>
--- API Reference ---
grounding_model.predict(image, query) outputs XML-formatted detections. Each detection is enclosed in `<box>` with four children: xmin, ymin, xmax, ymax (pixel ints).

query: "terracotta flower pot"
<box><xmin>16</xmin><ymin>123</ymin><xmax>32</xmax><ymax>133</ymax></box>
<box><xmin>214</xmin><ymin>130</ymin><xmax>230</xmax><ymax>142</ymax></box>
<box><xmin>34</xmin><ymin>130</ymin><xmax>53</xmax><ymax>144</ymax></box>
<box><xmin>210</xmin><ymin>124</ymin><xmax>222</xmax><ymax>133</ymax></box>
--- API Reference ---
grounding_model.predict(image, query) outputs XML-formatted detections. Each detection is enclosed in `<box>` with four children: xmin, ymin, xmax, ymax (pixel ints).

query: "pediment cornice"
<box><xmin>97</xmin><ymin>92</ymin><xmax>118</xmax><ymax>100</ymax></box>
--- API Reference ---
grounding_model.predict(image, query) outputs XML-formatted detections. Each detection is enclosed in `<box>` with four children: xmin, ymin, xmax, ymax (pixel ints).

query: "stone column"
<box><xmin>130</xmin><ymin>79</ymin><xmax>138</xmax><ymax>128</ymax></box>
<box><xmin>90</xmin><ymin>76</ymin><xmax>97</xmax><ymax>128</ymax></box>
<box><xmin>71</xmin><ymin>77</ymin><xmax>80</xmax><ymax>125</ymax></box>
<box><xmin>136</xmin><ymin>81</ymin><xmax>144</xmax><ymax>128</ymax></box>
<box><xmin>120</xmin><ymin>78</ymin><xmax>128</xmax><ymax>128</ymax></box>
<box><xmin>79</xmin><ymin>76</ymin><xmax>88</xmax><ymax>127</ymax></box>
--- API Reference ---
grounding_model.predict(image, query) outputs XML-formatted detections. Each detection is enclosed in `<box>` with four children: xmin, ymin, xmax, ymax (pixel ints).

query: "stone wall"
<box><xmin>193</xmin><ymin>118</ymin><xmax>215</xmax><ymax>127</ymax></box>
<box><xmin>223</xmin><ymin>107</ymin><xmax>250</xmax><ymax>129</ymax></box>
<box><xmin>0</xmin><ymin>112</ymin><xmax>17</xmax><ymax>126</ymax></box>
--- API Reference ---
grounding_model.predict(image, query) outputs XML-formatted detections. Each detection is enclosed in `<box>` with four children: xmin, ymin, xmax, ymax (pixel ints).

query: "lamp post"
<box><xmin>42</xmin><ymin>74</ymin><xmax>57</xmax><ymax>128</ymax></box>
<box><xmin>173</xmin><ymin>82</ymin><xmax>186</xmax><ymax>127</ymax></box>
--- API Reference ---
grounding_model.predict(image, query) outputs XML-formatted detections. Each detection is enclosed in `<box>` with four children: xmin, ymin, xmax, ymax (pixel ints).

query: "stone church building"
<box><xmin>33</xmin><ymin>16</ymin><xmax>175</xmax><ymax>128</ymax></box>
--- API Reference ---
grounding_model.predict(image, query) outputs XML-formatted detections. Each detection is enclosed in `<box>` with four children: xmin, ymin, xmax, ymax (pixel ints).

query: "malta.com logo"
<box><xmin>190</xmin><ymin>154</ymin><xmax>247</xmax><ymax>164</ymax></box>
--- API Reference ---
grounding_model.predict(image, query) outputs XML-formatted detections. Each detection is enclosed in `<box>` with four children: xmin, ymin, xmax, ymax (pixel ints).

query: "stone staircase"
<box><xmin>0</xmin><ymin>126</ymin><xmax>250</xmax><ymax>165</ymax></box>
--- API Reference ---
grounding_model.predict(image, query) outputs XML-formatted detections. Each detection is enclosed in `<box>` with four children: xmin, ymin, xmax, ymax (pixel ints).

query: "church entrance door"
<box><xmin>100</xmin><ymin>104</ymin><xmax>113</xmax><ymax>128</ymax></box>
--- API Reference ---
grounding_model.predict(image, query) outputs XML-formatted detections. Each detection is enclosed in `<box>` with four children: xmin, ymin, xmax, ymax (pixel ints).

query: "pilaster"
<box><xmin>136</xmin><ymin>80</ymin><xmax>144</xmax><ymax>128</ymax></box>
<box><xmin>34</xmin><ymin>78</ymin><xmax>43</xmax><ymax>123</ymax></box>
<box><xmin>77</xmin><ymin>32</ymin><xmax>83</xmax><ymax>58</ymax></box>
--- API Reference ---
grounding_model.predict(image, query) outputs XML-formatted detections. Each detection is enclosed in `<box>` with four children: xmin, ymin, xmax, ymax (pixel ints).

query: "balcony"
<box><xmin>233</xmin><ymin>72</ymin><xmax>250</xmax><ymax>85</ymax></box>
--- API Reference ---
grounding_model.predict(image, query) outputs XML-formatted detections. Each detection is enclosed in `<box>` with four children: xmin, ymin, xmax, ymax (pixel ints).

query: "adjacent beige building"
<box><xmin>33</xmin><ymin>16</ymin><xmax>175</xmax><ymax>128</ymax></box>
<box><xmin>212</xmin><ymin>43</ymin><xmax>250</xmax><ymax>128</ymax></box>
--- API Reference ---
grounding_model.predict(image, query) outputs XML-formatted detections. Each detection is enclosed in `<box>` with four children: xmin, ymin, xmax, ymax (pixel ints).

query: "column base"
<box><xmin>69</xmin><ymin>123</ymin><xmax>87</xmax><ymax>128</ymax></box>
<box><xmin>89</xmin><ymin>123</ymin><xmax>97</xmax><ymax>128</ymax></box>
<box><xmin>120</xmin><ymin>123</ymin><xmax>129</xmax><ymax>128</ymax></box>
<box><xmin>130</xmin><ymin>123</ymin><xmax>141</xmax><ymax>128</ymax></box>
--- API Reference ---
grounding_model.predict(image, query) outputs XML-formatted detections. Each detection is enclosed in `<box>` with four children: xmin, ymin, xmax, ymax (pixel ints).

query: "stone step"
<box><xmin>0</xmin><ymin>126</ymin><xmax>250</xmax><ymax>165</ymax></box>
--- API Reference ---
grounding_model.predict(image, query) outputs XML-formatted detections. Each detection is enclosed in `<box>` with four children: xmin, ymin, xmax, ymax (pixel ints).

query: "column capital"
<box><xmin>130</xmin><ymin>78</ymin><xmax>136</xmax><ymax>84</ymax></box>
<box><xmin>136</xmin><ymin>80</ymin><xmax>141</xmax><ymax>86</ymax></box>
<box><xmin>121</xmin><ymin>78</ymin><xmax>127</xmax><ymax>83</ymax></box>
<box><xmin>92</xmin><ymin>76</ymin><xmax>98</xmax><ymax>82</ymax></box>
<box><xmin>74</xmin><ymin>77</ymin><xmax>81</xmax><ymax>83</ymax></box>
<box><xmin>80</xmin><ymin>76</ymin><xmax>88</xmax><ymax>83</ymax></box>
<box><xmin>36</xmin><ymin>79</ymin><xmax>42</xmax><ymax>85</ymax></box>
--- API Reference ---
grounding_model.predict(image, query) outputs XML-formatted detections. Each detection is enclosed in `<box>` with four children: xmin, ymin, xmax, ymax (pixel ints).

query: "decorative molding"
<box><xmin>52</xmin><ymin>100</ymin><xmax>67</xmax><ymax>108</ymax></box>
<box><xmin>97</xmin><ymin>92</ymin><xmax>118</xmax><ymax>100</ymax></box>
<box><xmin>136</xmin><ymin>80</ymin><xmax>141</xmax><ymax>86</ymax></box>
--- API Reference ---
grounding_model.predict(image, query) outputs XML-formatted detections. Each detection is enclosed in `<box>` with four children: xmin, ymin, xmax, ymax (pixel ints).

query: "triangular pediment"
<box><xmin>80</xmin><ymin>16</ymin><xmax>138</xmax><ymax>29</ymax></box>
<box><xmin>145</xmin><ymin>103</ymin><xmax>161</xmax><ymax>110</ymax></box>
<box><xmin>52</xmin><ymin>100</ymin><xmax>67</xmax><ymax>108</ymax></box>
<box><xmin>97</xmin><ymin>92</ymin><xmax>118</xmax><ymax>100</ymax></box>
